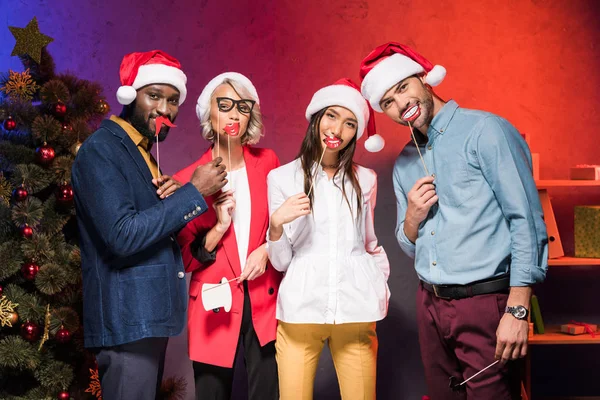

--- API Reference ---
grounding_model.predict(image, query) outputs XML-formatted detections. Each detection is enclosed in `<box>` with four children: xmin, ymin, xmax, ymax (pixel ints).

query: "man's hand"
<box><xmin>191</xmin><ymin>157</ymin><xmax>227</xmax><ymax>196</ymax></box>
<box><xmin>239</xmin><ymin>245</ymin><xmax>268</xmax><ymax>282</ymax></box>
<box><xmin>404</xmin><ymin>176</ymin><xmax>438</xmax><ymax>243</ymax></box>
<box><xmin>152</xmin><ymin>175</ymin><xmax>181</xmax><ymax>199</ymax></box>
<box><xmin>495</xmin><ymin>314</ymin><xmax>529</xmax><ymax>365</ymax></box>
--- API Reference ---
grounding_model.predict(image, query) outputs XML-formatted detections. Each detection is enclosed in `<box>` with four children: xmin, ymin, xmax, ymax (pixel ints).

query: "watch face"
<box><xmin>513</xmin><ymin>306</ymin><xmax>527</xmax><ymax>319</ymax></box>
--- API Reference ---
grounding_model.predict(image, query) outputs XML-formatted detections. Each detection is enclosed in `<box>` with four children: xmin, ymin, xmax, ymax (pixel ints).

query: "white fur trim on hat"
<box><xmin>361</xmin><ymin>53</ymin><xmax>424</xmax><ymax>113</ymax></box>
<box><xmin>117</xmin><ymin>63</ymin><xmax>188</xmax><ymax>106</ymax></box>
<box><xmin>196</xmin><ymin>72</ymin><xmax>260</xmax><ymax>121</ymax></box>
<box><xmin>364</xmin><ymin>133</ymin><xmax>385</xmax><ymax>153</ymax></box>
<box><xmin>305</xmin><ymin>84</ymin><xmax>369</xmax><ymax>140</ymax></box>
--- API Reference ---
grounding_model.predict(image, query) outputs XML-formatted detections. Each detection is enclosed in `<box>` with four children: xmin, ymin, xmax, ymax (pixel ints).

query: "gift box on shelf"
<box><xmin>570</xmin><ymin>164</ymin><xmax>600</xmax><ymax>180</ymax></box>
<box><xmin>560</xmin><ymin>322</ymin><xmax>597</xmax><ymax>336</ymax></box>
<box><xmin>574</xmin><ymin>206</ymin><xmax>600</xmax><ymax>258</ymax></box>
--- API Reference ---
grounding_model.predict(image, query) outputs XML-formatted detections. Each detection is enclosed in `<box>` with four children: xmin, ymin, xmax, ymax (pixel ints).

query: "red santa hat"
<box><xmin>196</xmin><ymin>72</ymin><xmax>259</xmax><ymax>121</ymax></box>
<box><xmin>116</xmin><ymin>50</ymin><xmax>187</xmax><ymax>106</ymax></box>
<box><xmin>359</xmin><ymin>42</ymin><xmax>446</xmax><ymax>112</ymax></box>
<box><xmin>305</xmin><ymin>78</ymin><xmax>384</xmax><ymax>152</ymax></box>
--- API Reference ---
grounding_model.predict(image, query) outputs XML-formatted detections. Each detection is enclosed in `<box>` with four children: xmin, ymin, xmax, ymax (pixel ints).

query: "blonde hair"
<box><xmin>200</xmin><ymin>78</ymin><xmax>263</xmax><ymax>145</ymax></box>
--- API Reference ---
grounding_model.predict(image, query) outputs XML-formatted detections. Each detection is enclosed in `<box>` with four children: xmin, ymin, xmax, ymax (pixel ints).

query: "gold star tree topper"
<box><xmin>8</xmin><ymin>17</ymin><xmax>54</xmax><ymax>64</ymax></box>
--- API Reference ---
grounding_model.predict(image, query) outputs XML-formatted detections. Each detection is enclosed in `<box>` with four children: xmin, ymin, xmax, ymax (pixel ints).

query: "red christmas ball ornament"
<box><xmin>55</xmin><ymin>326</ymin><xmax>72</xmax><ymax>343</ymax></box>
<box><xmin>36</xmin><ymin>142</ymin><xmax>55</xmax><ymax>165</ymax></box>
<box><xmin>3</xmin><ymin>116</ymin><xmax>16</xmax><ymax>131</ymax></box>
<box><xmin>57</xmin><ymin>391</ymin><xmax>70</xmax><ymax>400</ymax></box>
<box><xmin>56</xmin><ymin>182</ymin><xmax>74</xmax><ymax>207</ymax></box>
<box><xmin>54</xmin><ymin>101</ymin><xmax>67</xmax><ymax>117</ymax></box>
<box><xmin>12</xmin><ymin>185</ymin><xmax>28</xmax><ymax>201</ymax></box>
<box><xmin>20</xmin><ymin>223</ymin><xmax>33</xmax><ymax>238</ymax></box>
<box><xmin>97</xmin><ymin>99</ymin><xmax>110</xmax><ymax>114</ymax></box>
<box><xmin>20</xmin><ymin>321</ymin><xmax>40</xmax><ymax>342</ymax></box>
<box><xmin>0</xmin><ymin>284</ymin><xmax>3</xmax><ymax>296</ymax></box>
<box><xmin>21</xmin><ymin>261</ymin><xmax>40</xmax><ymax>281</ymax></box>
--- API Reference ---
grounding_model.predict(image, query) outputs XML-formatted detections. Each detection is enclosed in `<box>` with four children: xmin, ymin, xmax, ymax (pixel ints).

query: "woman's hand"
<box><xmin>269</xmin><ymin>193</ymin><xmax>311</xmax><ymax>241</ymax></box>
<box><xmin>213</xmin><ymin>190</ymin><xmax>236</xmax><ymax>233</ymax></box>
<box><xmin>239</xmin><ymin>245</ymin><xmax>269</xmax><ymax>281</ymax></box>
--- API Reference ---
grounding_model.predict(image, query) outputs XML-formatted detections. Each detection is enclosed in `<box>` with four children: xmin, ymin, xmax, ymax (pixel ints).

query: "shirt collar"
<box><xmin>429</xmin><ymin>99</ymin><xmax>459</xmax><ymax>136</ymax></box>
<box><xmin>110</xmin><ymin>115</ymin><xmax>151</xmax><ymax>151</ymax></box>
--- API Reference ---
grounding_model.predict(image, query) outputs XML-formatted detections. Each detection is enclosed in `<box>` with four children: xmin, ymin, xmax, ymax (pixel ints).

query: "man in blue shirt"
<box><xmin>359</xmin><ymin>43</ymin><xmax>548</xmax><ymax>399</ymax></box>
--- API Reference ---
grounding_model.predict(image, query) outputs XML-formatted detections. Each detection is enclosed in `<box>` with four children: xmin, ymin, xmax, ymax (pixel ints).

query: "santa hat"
<box><xmin>305</xmin><ymin>78</ymin><xmax>384</xmax><ymax>153</ymax></box>
<box><xmin>116</xmin><ymin>50</ymin><xmax>187</xmax><ymax>106</ymax></box>
<box><xmin>196</xmin><ymin>72</ymin><xmax>260</xmax><ymax>121</ymax></box>
<box><xmin>359</xmin><ymin>42</ymin><xmax>446</xmax><ymax>112</ymax></box>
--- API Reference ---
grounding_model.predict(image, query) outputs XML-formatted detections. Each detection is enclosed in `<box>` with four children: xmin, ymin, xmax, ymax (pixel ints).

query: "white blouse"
<box><xmin>266</xmin><ymin>159</ymin><xmax>390</xmax><ymax>324</ymax></box>
<box><xmin>227</xmin><ymin>167</ymin><xmax>251</xmax><ymax>271</ymax></box>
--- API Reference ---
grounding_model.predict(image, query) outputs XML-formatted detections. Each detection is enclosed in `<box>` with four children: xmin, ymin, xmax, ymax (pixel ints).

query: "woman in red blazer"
<box><xmin>174</xmin><ymin>73</ymin><xmax>281</xmax><ymax>400</ymax></box>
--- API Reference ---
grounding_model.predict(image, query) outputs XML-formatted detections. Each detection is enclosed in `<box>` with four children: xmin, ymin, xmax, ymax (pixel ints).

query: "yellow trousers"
<box><xmin>276</xmin><ymin>321</ymin><xmax>378</xmax><ymax>400</ymax></box>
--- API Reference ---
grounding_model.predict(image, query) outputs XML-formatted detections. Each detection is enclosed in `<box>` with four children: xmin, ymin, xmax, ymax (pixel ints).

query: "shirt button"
<box><xmin>432</xmin><ymin>261</ymin><xmax>437</xmax><ymax>266</ymax></box>
<box><xmin>431</xmin><ymin>231</ymin><xmax>435</xmax><ymax>235</ymax></box>
<box><xmin>268</xmin><ymin>288</ymin><xmax>274</xmax><ymax>295</ymax></box>
<box><xmin>177</xmin><ymin>271</ymin><xmax>184</xmax><ymax>278</ymax></box>
<box><xmin>171</xmin><ymin>237</ymin><xmax>175</xmax><ymax>242</ymax></box>
<box><xmin>427</xmin><ymin>145</ymin><xmax>432</xmax><ymax>150</ymax></box>
<box><xmin>431</xmin><ymin>173</ymin><xmax>436</xmax><ymax>178</ymax></box>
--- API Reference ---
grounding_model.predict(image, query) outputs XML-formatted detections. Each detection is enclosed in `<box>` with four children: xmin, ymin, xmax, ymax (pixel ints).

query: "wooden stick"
<box><xmin>307</xmin><ymin>146</ymin><xmax>327</xmax><ymax>197</ymax></box>
<box><xmin>407</xmin><ymin>120</ymin><xmax>430</xmax><ymax>176</ymax></box>
<box><xmin>202</xmin><ymin>277</ymin><xmax>238</xmax><ymax>292</ymax></box>
<box><xmin>155</xmin><ymin>135</ymin><xmax>160</xmax><ymax>178</ymax></box>
<box><xmin>458</xmin><ymin>360</ymin><xmax>500</xmax><ymax>386</ymax></box>
<box><xmin>228</xmin><ymin>133</ymin><xmax>232</xmax><ymax>192</ymax></box>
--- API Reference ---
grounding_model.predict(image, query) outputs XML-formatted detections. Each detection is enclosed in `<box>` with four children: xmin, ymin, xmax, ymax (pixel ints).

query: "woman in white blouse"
<box><xmin>267</xmin><ymin>78</ymin><xmax>389</xmax><ymax>400</ymax></box>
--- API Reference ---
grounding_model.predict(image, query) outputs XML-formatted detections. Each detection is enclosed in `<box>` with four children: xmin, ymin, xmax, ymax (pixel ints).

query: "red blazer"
<box><xmin>174</xmin><ymin>146</ymin><xmax>282</xmax><ymax>367</ymax></box>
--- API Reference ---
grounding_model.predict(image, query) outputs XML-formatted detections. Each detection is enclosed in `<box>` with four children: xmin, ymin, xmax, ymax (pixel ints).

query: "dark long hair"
<box><xmin>298</xmin><ymin>107</ymin><xmax>362</xmax><ymax>220</ymax></box>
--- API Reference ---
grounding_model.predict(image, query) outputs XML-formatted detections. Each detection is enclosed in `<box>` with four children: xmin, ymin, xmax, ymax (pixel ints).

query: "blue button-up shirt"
<box><xmin>393</xmin><ymin>100</ymin><xmax>548</xmax><ymax>287</ymax></box>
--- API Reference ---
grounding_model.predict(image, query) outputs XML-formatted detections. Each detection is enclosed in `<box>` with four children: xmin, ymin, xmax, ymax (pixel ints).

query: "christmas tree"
<box><xmin>0</xmin><ymin>17</ymin><xmax>108</xmax><ymax>399</ymax></box>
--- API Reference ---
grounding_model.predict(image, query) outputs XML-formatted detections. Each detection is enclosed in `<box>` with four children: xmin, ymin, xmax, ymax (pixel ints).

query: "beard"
<box><xmin>127</xmin><ymin>105</ymin><xmax>172</xmax><ymax>143</ymax></box>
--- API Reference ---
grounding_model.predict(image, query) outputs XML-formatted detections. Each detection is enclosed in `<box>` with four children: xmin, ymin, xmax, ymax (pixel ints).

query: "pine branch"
<box><xmin>34</xmin><ymin>357</ymin><xmax>74</xmax><ymax>393</ymax></box>
<box><xmin>0</xmin><ymin>336</ymin><xmax>42</xmax><ymax>370</ymax></box>
<box><xmin>20</xmin><ymin>48</ymin><xmax>56</xmax><ymax>84</ymax></box>
<box><xmin>5</xmin><ymin>284</ymin><xmax>45</xmax><ymax>322</ymax></box>
<box><xmin>31</xmin><ymin>114</ymin><xmax>61</xmax><ymax>145</ymax></box>
<box><xmin>159</xmin><ymin>376</ymin><xmax>188</xmax><ymax>400</ymax></box>
<box><xmin>0</xmin><ymin>174</ymin><xmax>11</xmax><ymax>206</ymax></box>
<box><xmin>50</xmin><ymin>156</ymin><xmax>73</xmax><ymax>183</ymax></box>
<box><xmin>40</xmin><ymin>79</ymin><xmax>70</xmax><ymax>106</ymax></box>
<box><xmin>21</xmin><ymin>232</ymin><xmax>55</xmax><ymax>261</ymax></box>
<box><xmin>0</xmin><ymin>203</ymin><xmax>14</xmax><ymax>242</ymax></box>
<box><xmin>4</xmin><ymin>99</ymin><xmax>38</xmax><ymax>131</ymax></box>
<box><xmin>0</xmin><ymin>142</ymin><xmax>36</xmax><ymax>171</ymax></box>
<box><xmin>0</xmin><ymin>241</ymin><xmax>24</xmax><ymax>280</ymax></box>
<box><xmin>39</xmin><ymin>198</ymin><xmax>70</xmax><ymax>236</ymax></box>
<box><xmin>50</xmin><ymin>306</ymin><xmax>80</xmax><ymax>335</ymax></box>
<box><xmin>11</xmin><ymin>164</ymin><xmax>53</xmax><ymax>193</ymax></box>
<box><xmin>35</xmin><ymin>263</ymin><xmax>69</xmax><ymax>295</ymax></box>
<box><xmin>12</xmin><ymin>196</ymin><xmax>44</xmax><ymax>229</ymax></box>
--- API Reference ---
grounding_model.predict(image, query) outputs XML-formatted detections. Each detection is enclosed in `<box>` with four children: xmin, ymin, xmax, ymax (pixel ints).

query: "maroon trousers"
<box><xmin>416</xmin><ymin>283</ymin><xmax>522</xmax><ymax>400</ymax></box>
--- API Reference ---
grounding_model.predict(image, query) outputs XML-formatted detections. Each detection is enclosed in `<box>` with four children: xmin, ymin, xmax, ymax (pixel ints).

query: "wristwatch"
<box><xmin>505</xmin><ymin>305</ymin><xmax>528</xmax><ymax>320</ymax></box>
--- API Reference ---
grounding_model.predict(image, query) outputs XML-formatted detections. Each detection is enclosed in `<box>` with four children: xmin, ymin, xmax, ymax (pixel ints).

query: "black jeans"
<box><xmin>193</xmin><ymin>281</ymin><xmax>278</xmax><ymax>400</ymax></box>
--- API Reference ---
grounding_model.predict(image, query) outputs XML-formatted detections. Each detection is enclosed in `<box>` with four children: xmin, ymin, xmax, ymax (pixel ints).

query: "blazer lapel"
<box><xmin>245</xmin><ymin>147</ymin><xmax>267</xmax><ymax>256</ymax></box>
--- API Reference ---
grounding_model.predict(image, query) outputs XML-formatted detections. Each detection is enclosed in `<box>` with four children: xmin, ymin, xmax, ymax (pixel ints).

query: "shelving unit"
<box><xmin>523</xmin><ymin>181</ymin><xmax>600</xmax><ymax>400</ymax></box>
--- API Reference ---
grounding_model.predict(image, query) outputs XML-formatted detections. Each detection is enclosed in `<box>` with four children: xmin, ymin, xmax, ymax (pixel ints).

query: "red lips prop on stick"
<box><xmin>402</xmin><ymin>105</ymin><xmax>430</xmax><ymax>176</ymax></box>
<box><xmin>154</xmin><ymin>116</ymin><xmax>176</xmax><ymax>180</ymax></box>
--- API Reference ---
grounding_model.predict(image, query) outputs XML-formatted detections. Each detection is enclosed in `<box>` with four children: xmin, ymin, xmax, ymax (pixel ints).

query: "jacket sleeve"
<box><xmin>72</xmin><ymin>139</ymin><xmax>208</xmax><ymax>259</ymax></box>
<box><xmin>177</xmin><ymin>217</ymin><xmax>215</xmax><ymax>273</ymax></box>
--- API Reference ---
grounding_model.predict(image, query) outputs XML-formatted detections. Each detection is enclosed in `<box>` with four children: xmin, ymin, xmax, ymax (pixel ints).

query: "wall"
<box><xmin>2</xmin><ymin>0</ymin><xmax>599</xmax><ymax>398</ymax></box>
